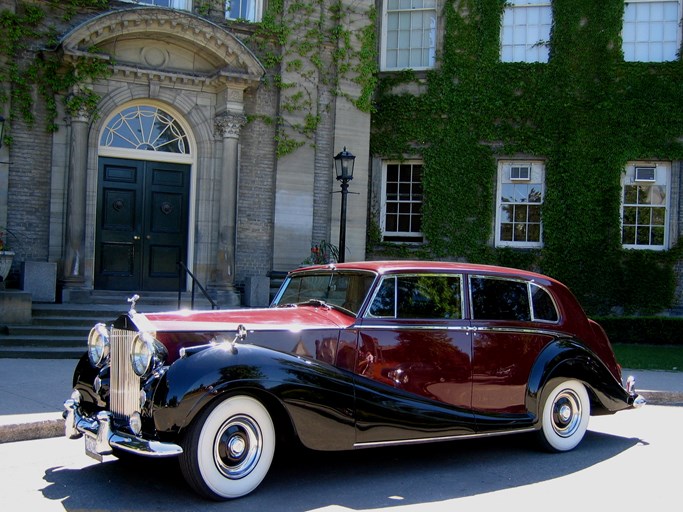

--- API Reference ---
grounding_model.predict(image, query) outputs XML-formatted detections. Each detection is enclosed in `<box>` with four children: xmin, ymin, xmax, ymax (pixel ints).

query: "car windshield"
<box><xmin>273</xmin><ymin>271</ymin><xmax>376</xmax><ymax>316</ymax></box>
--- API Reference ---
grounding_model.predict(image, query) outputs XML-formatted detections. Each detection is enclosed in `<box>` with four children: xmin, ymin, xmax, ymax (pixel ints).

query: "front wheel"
<box><xmin>537</xmin><ymin>379</ymin><xmax>590</xmax><ymax>452</ymax></box>
<box><xmin>179</xmin><ymin>395</ymin><xmax>276</xmax><ymax>500</ymax></box>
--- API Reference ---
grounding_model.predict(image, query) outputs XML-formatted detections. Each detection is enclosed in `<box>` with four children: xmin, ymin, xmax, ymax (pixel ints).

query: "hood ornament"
<box><xmin>127</xmin><ymin>294</ymin><xmax>140</xmax><ymax>314</ymax></box>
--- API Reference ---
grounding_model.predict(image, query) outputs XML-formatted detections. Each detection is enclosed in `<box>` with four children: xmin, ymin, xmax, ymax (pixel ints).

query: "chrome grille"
<box><xmin>110</xmin><ymin>327</ymin><xmax>141</xmax><ymax>421</ymax></box>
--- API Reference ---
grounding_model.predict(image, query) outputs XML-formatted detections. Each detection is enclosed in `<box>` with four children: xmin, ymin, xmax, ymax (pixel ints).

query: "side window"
<box><xmin>368</xmin><ymin>277</ymin><xmax>396</xmax><ymax>317</ymax></box>
<box><xmin>396</xmin><ymin>275</ymin><xmax>462</xmax><ymax>319</ymax></box>
<box><xmin>470</xmin><ymin>277</ymin><xmax>531</xmax><ymax>321</ymax></box>
<box><xmin>531</xmin><ymin>284</ymin><xmax>559</xmax><ymax>322</ymax></box>
<box><xmin>367</xmin><ymin>274</ymin><xmax>463</xmax><ymax>319</ymax></box>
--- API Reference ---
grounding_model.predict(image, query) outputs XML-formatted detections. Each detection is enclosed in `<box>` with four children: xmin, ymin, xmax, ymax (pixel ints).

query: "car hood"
<box><xmin>133</xmin><ymin>305</ymin><xmax>355</xmax><ymax>333</ymax></box>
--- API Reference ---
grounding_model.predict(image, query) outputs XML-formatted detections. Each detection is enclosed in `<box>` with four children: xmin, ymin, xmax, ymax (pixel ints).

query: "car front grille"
<box><xmin>110</xmin><ymin>327</ymin><xmax>141</xmax><ymax>422</ymax></box>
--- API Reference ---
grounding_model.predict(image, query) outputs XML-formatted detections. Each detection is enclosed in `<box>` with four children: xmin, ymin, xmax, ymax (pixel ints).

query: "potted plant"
<box><xmin>0</xmin><ymin>227</ymin><xmax>15</xmax><ymax>282</ymax></box>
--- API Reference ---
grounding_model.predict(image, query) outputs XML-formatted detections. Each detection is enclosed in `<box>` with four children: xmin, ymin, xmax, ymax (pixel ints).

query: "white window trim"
<box><xmin>380</xmin><ymin>1</ymin><xmax>438</xmax><ymax>72</ymax></box>
<box><xmin>621</xmin><ymin>161</ymin><xmax>672</xmax><ymax>250</ymax></box>
<box><xmin>380</xmin><ymin>160</ymin><xmax>424</xmax><ymax>242</ymax></box>
<box><xmin>622</xmin><ymin>0</ymin><xmax>682</xmax><ymax>62</ymax></box>
<box><xmin>495</xmin><ymin>160</ymin><xmax>545</xmax><ymax>249</ymax></box>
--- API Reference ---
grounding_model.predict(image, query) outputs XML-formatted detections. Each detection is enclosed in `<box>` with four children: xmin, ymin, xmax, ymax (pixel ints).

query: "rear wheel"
<box><xmin>179</xmin><ymin>395</ymin><xmax>275</xmax><ymax>500</ymax></box>
<box><xmin>537</xmin><ymin>379</ymin><xmax>590</xmax><ymax>452</ymax></box>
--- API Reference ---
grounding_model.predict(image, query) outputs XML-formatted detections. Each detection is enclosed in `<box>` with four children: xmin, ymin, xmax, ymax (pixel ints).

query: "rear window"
<box><xmin>470</xmin><ymin>277</ymin><xmax>559</xmax><ymax>323</ymax></box>
<box><xmin>470</xmin><ymin>277</ymin><xmax>530</xmax><ymax>321</ymax></box>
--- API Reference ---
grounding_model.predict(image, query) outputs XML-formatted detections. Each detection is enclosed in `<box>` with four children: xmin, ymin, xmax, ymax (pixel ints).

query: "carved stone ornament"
<box><xmin>215</xmin><ymin>112</ymin><xmax>247</xmax><ymax>139</ymax></box>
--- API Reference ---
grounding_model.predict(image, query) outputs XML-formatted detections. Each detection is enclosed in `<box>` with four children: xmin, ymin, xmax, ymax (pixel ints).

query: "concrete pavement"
<box><xmin>0</xmin><ymin>357</ymin><xmax>682</xmax><ymax>443</ymax></box>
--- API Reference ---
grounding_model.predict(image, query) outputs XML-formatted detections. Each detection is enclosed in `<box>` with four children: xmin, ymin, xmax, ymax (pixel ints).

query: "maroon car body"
<box><xmin>64</xmin><ymin>261</ymin><xmax>643</xmax><ymax>500</ymax></box>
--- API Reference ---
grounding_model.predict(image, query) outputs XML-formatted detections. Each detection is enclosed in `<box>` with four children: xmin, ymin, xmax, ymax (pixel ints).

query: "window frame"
<box><xmin>225</xmin><ymin>0</ymin><xmax>263</xmax><ymax>22</ymax></box>
<box><xmin>622</xmin><ymin>0</ymin><xmax>682</xmax><ymax>62</ymax></box>
<box><xmin>500</xmin><ymin>0</ymin><xmax>553</xmax><ymax>63</ymax></box>
<box><xmin>380</xmin><ymin>0</ymin><xmax>438</xmax><ymax>72</ymax></box>
<box><xmin>122</xmin><ymin>0</ymin><xmax>192</xmax><ymax>10</ymax></box>
<box><xmin>495</xmin><ymin>160</ymin><xmax>545</xmax><ymax>249</ymax></box>
<box><xmin>620</xmin><ymin>161</ymin><xmax>672</xmax><ymax>250</ymax></box>
<box><xmin>380</xmin><ymin>160</ymin><xmax>424</xmax><ymax>243</ymax></box>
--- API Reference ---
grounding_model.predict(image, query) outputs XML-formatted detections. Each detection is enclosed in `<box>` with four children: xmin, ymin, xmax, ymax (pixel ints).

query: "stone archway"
<box><xmin>57</xmin><ymin>7</ymin><xmax>264</xmax><ymax>302</ymax></box>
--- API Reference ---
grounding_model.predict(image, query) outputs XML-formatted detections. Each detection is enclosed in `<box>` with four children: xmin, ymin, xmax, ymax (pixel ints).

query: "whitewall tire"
<box><xmin>179</xmin><ymin>395</ymin><xmax>276</xmax><ymax>500</ymax></box>
<box><xmin>537</xmin><ymin>379</ymin><xmax>590</xmax><ymax>452</ymax></box>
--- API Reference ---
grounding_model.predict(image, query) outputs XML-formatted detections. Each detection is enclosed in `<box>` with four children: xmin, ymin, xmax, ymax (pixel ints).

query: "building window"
<box><xmin>131</xmin><ymin>0</ymin><xmax>192</xmax><ymax>10</ymax></box>
<box><xmin>381</xmin><ymin>162</ymin><xmax>423</xmax><ymax>242</ymax></box>
<box><xmin>623</xmin><ymin>1</ymin><xmax>681</xmax><ymax>62</ymax></box>
<box><xmin>381</xmin><ymin>0</ymin><xmax>437</xmax><ymax>71</ymax></box>
<box><xmin>226</xmin><ymin>0</ymin><xmax>263</xmax><ymax>22</ymax></box>
<box><xmin>495</xmin><ymin>161</ymin><xmax>544</xmax><ymax>248</ymax></box>
<box><xmin>100</xmin><ymin>105</ymin><xmax>190</xmax><ymax>154</ymax></box>
<box><xmin>500</xmin><ymin>0</ymin><xmax>552</xmax><ymax>63</ymax></box>
<box><xmin>621</xmin><ymin>162</ymin><xmax>671</xmax><ymax>249</ymax></box>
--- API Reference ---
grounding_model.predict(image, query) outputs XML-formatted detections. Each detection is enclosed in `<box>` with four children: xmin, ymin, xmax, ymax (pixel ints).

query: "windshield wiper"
<box><xmin>277</xmin><ymin>299</ymin><xmax>354</xmax><ymax>316</ymax></box>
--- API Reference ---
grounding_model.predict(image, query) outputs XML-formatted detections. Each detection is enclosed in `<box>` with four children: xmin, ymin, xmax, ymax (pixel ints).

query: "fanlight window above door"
<box><xmin>100</xmin><ymin>105</ymin><xmax>190</xmax><ymax>154</ymax></box>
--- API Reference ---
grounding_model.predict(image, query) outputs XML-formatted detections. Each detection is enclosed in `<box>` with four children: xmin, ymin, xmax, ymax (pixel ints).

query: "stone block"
<box><xmin>243</xmin><ymin>276</ymin><xmax>270</xmax><ymax>307</ymax></box>
<box><xmin>21</xmin><ymin>261</ymin><xmax>57</xmax><ymax>303</ymax></box>
<box><xmin>0</xmin><ymin>291</ymin><xmax>32</xmax><ymax>324</ymax></box>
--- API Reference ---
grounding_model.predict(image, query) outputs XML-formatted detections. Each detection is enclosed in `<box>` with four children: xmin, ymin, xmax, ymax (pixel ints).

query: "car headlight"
<box><xmin>87</xmin><ymin>323</ymin><xmax>110</xmax><ymax>367</ymax></box>
<box><xmin>130</xmin><ymin>332</ymin><xmax>166</xmax><ymax>377</ymax></box>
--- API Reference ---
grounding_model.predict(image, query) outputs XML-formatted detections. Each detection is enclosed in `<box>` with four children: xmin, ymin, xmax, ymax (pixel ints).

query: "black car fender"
<box><xmin>151</xmin><ymin>342</ymin><xmax>357</xmax><ymax>451</ymax></box>
<box><xmin>526</xmin><ymin>338</ymin><xmax>632</xmax><ymax>422</ymax></box>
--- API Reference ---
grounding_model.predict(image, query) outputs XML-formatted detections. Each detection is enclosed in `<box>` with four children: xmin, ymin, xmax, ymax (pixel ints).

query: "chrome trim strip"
<box><xmin>358</xmin><ymin>324</ymin><xmax>566</xmax><ymax>338</ymax></box>
<box><xmin>354</xmin><ymin>427</ymin><xmax>536</xmax><ymax>449</ymax></box>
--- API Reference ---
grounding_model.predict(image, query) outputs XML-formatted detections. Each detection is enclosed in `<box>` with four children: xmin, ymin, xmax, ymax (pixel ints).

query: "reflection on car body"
<box><xmin>63</xmin><ymin>261</ymin><xmax>645</xmax><ymax>500</ymax></box>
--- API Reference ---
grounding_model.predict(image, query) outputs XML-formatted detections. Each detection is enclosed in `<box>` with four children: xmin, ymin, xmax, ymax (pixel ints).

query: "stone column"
<box><xmin>62</xmin><ymin>109</ymin><xmax>90</xmax><ymax>288</ymax></box>
<box><xmin>212</xmin><ymin>111</ymin><xmax>246</xmax><ymax>306</ymax></box>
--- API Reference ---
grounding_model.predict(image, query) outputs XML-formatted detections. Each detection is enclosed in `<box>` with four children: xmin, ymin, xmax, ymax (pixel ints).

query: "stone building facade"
<box><xmin>0</xmin><ymin>0</ymin><xmax>371</xmax><ymax>306</ymax></box>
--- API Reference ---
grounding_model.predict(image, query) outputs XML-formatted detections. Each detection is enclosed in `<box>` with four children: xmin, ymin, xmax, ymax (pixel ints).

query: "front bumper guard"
<box><xmin>625</xmin><ymin>375</ymin><xmax>646</xmax><ymax>408</ymax></box>
<box><xmin>64</xmin><ymin>397</ymin><xmax>182</xmax><ymax>459</ymax></box>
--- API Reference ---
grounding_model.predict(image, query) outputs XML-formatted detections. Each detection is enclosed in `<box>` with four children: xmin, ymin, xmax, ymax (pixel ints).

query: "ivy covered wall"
<box><xmin>370</xmin><ymin>0</ymin><xmax>683</xmax><ymax>315</ymax></box>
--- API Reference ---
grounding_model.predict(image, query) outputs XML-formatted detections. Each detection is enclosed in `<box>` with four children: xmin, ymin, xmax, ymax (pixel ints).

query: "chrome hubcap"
<box><xmin>214</xmin><ymin>415</ymin><xmax>262</xmax><ymax>479</ymax></box>
<box><xmin>551</xmin><ymin>389</ymin><xmax>582</xmax><ymax>438</ymax></box>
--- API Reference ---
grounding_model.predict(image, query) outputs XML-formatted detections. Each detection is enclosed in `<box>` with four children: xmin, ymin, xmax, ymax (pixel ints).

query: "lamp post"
<box><xmin>0</xmin><ymin>116</ymin><xmax>5</xmax><ymax>149</ymax></box>
<box><xmin>333</xmin><ymin>147</ymin><xmax>355</xmax><ymax>263</ymax></box>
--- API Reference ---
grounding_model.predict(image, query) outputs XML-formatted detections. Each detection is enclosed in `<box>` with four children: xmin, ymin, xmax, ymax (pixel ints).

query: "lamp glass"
<box><xmin>334</xmin><ymin>147</ymin><xmax>355</xmax><ymax>181</ymax></box>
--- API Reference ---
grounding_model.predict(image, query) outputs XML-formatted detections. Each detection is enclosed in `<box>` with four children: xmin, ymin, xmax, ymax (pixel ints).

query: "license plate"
<box><xmin>84</xmin><ymin>434</ymin><xmax>102</xmax><ymax>462</ymax></box>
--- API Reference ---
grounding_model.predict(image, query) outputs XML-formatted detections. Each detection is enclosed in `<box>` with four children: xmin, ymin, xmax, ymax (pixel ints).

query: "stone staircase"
<box><xmin>0</xmin><ymin>291</ymin><xmax>219</xmax><ymax>359</ymax></box>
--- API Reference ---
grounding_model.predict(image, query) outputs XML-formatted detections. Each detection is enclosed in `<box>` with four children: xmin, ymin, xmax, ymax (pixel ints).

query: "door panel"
<box><xmin>142</xmin><ymin>163</ymin><xmax>189</xmax><ymax>290</ymax></box>
<box><xmin>95</xmin><ymin>159</ymin><xmax>143</xmax><ymax>290</ymax></box>
<box><xmin>96</xmin><ymin>158</ymin><xmax>189</xmax><ymax>291</ymax></box>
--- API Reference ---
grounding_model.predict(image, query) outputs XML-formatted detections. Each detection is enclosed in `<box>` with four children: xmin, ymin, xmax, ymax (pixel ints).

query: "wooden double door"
<box><xmin>95</xmin><ymin>157</ymin><xmax>190</xmax><ymax>291</ymax></box>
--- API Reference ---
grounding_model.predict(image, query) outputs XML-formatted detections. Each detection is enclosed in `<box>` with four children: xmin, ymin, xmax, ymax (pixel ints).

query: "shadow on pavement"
<box><xmin>41</xmin><ymin>429</ymin><xmax>641</xmax><ymax>511</ymax></box>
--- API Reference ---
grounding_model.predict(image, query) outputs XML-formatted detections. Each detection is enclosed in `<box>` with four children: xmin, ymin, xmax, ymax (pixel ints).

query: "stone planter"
<box><xmin>0</xmin><ymin>251</ymin><xmax>14</xmax><ymax>282</ymax></box>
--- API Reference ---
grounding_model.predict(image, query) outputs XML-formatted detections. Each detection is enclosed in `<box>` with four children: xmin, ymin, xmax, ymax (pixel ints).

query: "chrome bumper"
<box><xmin>625</xmin><ymin>375</ymin><xmax>646</xmax><ymax>408</ymax></box>
<box><xmin>64</xmin><ymin>395</ymin><xmax>182</xmax><ymax>460</ymax></box>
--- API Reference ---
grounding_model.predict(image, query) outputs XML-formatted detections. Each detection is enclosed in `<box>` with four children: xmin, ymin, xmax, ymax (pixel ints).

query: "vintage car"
<box><xmin>64</xmin><ymin>261</ymin><xmax>644</xmax><ymax>500</ymax></box>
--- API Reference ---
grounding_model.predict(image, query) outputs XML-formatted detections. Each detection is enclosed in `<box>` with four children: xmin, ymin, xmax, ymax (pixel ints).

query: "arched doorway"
<box><xmin>95</xmin><ymin>104</ymin><xmax>194</xmax><ymax>292</ymax></box>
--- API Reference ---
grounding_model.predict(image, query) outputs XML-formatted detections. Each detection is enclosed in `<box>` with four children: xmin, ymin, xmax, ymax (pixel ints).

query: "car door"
<box><xmin>351</xmin><ymin>273</ymin><xmax>475</xmax><ymax>445</ymax></box>
<box><xmin>469</xmin><ymin>275</ymin><xmax>559</xmax><ymax>428</ymax></box>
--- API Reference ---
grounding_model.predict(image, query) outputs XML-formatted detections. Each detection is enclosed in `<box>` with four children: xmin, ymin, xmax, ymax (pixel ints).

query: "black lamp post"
<box><xmin>0</xmin><ymin>116</ymin><xmax>5</xmax><ymax>149</ymax></box>
<box><xmin>333</xmin><ymin>147</ymin><xmax>355</xmax><ymax>263</ymax></box>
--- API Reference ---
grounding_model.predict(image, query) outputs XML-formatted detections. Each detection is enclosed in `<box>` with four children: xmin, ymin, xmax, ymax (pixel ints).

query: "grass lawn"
<box><xmin>613</xmin><ymin>344</ymin><xmax>683</xmax><ymax>372</ymax></box>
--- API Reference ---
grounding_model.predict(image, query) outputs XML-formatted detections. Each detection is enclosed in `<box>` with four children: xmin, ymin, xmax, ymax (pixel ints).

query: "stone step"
<box><xmin>0</xmin><ymin>291</ymin><xmax>223</xmax><ymax>359</ymax></box>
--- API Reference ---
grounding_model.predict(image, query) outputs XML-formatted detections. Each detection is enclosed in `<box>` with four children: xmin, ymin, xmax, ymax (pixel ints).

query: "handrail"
<box><xmin>177</xmin><ymin>261</ymin><xmax>219</xmax><ymax>310</ymax></box>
